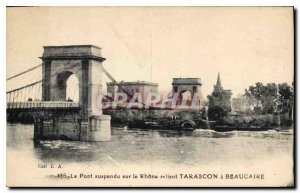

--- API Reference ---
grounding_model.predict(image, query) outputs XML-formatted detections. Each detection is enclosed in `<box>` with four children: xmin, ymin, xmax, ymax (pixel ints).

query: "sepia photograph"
<box><xmin>6</xmin><ymin>6</ymin><xmax>294</xmax><ymax>187</ymax></box>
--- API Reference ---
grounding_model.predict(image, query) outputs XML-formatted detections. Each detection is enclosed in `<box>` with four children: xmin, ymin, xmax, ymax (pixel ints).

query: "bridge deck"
<box><xmin>7</xmin><ymin>101</ymin><xmax>80</xmax><ymax>109</ymax></box>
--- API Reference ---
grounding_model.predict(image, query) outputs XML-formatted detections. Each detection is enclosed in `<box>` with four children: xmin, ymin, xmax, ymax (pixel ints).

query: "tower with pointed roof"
<box><xmin>208</xmin><ymin>73</ymin><xmax>232</xmax><ymax>113</ymax></box>
<box><xmin>214</xmin><ymin>73</ymin><xmax>223</xmax><ymax>91</ymax></box>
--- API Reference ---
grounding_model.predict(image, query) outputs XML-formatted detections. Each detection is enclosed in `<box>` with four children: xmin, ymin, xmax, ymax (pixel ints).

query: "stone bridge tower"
<box><xmin>172</xmin><ymin>78</ymin><xmax>206</xmax><ymax>110</ymax></box>
<box><xmin>36</xmin><ymin>45</ymin><xmax>111</xmax><ymax>141</ymax></box>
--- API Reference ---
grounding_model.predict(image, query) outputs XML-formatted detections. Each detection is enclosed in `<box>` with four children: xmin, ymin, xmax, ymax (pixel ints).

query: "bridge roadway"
<box><xmin>6</xmin><ymin>101</ymin><xmax>79</xmax><ymax>110</ymax></box>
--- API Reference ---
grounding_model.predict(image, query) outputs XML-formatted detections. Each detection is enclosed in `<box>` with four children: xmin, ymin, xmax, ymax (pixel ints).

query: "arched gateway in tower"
<box><xmin>172</xmin><ymin>78</ymin><xmax>206</xmax><ymax>109</ymax></box>
<box><xmin>35</xmin><ymin>45</ymin><xmax>111</xmax><ymax>141</ymax></box>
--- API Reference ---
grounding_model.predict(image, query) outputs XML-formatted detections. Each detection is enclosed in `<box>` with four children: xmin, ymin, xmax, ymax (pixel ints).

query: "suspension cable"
<box><xmin>6</xmin><ymin>80</ymin><xmax>42</xmax><ymax>94</ymax></box>
<box><xmin>6</xmin><ymin>64</ymin><xmax>42</xmax><ymax>81</ymax></box>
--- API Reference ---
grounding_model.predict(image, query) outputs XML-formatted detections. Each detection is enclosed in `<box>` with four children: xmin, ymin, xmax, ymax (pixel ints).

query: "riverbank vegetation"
<box><xmin>208</xmin><ymin>82</ymin><xmax>294</xmax><ymax>128</ymax></box>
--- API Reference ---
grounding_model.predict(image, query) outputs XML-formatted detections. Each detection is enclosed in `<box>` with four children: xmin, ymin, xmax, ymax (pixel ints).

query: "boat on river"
<box><xmin>127</xmin><ymin>116</ymin><xmax>275</xmax><ymax>132</ymax></box>
<box><xmin>128</xmin><ymin>117</ymin><xmax>197</xmax><ymax>131</ymax></box>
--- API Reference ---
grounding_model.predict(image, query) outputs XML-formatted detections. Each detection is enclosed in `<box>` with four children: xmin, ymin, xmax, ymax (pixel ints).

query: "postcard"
<box><xmin>6</xmin><ymin>6</ymin><xmax>294</xmax><ymax>187</ymax></box>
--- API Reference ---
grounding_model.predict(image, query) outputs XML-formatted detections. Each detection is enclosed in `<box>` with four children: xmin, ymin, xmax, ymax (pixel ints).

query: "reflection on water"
<box><xmin>7</xmin><ymin>123</ymin><xmax>293</xmax><ymax>167</ymax></box>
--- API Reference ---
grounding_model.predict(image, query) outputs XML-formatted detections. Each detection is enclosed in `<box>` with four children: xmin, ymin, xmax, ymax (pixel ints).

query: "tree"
<box><xmin>245</xmin><ymin>82</ymin><xmax>264</xmax><ymax>113</ymax></box>
<box><xmin>278</xmin><ymin>83</ymin><xmax>293</xmax><ymax>115</ymax></box>
<box><xmin>245</xmin><ymin>82</ymin><xmax>278</xmax><ymax>114</ymax></box>
<box><xmin>261</xmin><ymin>83</ymin><xmax>278</xmax><ymax>114</ymax></box>
<box><xmin>207</xmin><ymin>106</ymin><xmax>228</xmax><ymax>122</ymax></box>
<box><xmin>207</xmin><ymin>91</ymin><xmax>230</xmax><ymax>121</ymax></box>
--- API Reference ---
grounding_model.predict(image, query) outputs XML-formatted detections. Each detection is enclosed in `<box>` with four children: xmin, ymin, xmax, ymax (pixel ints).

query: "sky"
<box><xmin>7</xmin><ymin>7</ymin><xmax>294</xmax><ymax>99</ymax></box>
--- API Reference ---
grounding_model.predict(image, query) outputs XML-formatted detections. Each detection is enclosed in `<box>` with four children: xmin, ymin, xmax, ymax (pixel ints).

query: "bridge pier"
<box><xmin>88</xmin><ymin>115</ymin><xmax>111</xmax><ymax>141</ymax></box>
<box><xmin>33</xmin><ymin>111</ymin><xmax>111</xmax><ymax>142</ymax></box>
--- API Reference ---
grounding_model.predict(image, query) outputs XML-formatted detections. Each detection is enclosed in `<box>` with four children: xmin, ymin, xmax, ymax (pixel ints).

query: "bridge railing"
<box><xmin>6</xmin><ymin>101</ymin><xmax>80</xmax><ymax>109</ymax></box>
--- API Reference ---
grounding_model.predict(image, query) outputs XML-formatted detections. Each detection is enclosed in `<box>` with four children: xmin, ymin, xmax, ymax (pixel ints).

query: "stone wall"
<box><xmin>34</xmin><ymin>110</ymin><xmax>111</xmax><ymax>141</ymax></box>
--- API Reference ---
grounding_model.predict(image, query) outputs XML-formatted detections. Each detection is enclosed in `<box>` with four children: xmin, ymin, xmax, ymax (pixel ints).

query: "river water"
<box><xmin>6</xmin><ymin>123</ymin><xmax>294</xmax><ymax>187</ymax></box>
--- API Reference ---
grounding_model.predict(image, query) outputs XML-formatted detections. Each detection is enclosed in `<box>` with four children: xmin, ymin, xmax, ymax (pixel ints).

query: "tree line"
<box><xmin>244</xmin><ymin>82</ymin><xmax>294</xmax><ymax>116</ymax></box>
<box><xmin>207</xmin><ymin>82</ymin><xmax>294</xmax><ymax>127</ymax></box>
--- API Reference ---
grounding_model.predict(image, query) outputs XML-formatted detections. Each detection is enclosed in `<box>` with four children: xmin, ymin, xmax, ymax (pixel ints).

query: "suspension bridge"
<box><xmin>7</xmin><ymin>45</ymin><xmax>205</xmax><ymax>142</ymax></box>
<box><xmin>6</xmin><ymin>45</ymin><xmax>178</xmax><ymax>142</ymax></box>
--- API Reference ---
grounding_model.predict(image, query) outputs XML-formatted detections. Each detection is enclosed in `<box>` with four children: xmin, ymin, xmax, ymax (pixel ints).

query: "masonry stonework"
<box><xmin>35</xmin><ymin>45</ymin><xmax>111</xmax><ymax>141</ymax></box>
